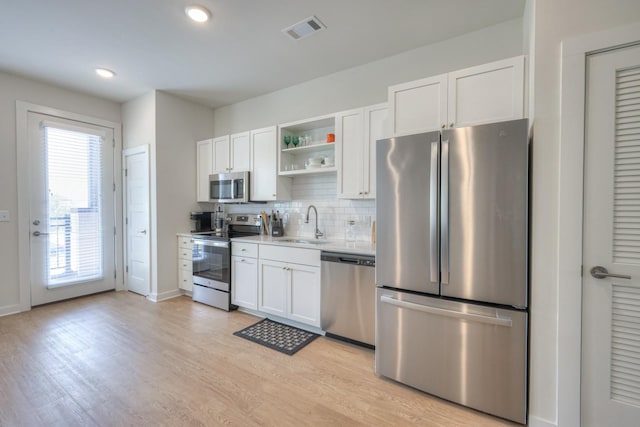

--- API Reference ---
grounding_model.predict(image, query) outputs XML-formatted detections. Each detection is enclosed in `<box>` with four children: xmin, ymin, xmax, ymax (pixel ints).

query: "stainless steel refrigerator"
<box><xmin>375</xmin><ymin>119</ymin><xmax>528</xmax><ymax>424</ymax></box>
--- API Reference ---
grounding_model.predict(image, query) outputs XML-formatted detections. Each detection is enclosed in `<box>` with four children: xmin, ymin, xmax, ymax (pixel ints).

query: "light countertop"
<box><xmin>231</xmin><ymin>235</ymin><xmax>375</xmax><ymax>257</ymax></box>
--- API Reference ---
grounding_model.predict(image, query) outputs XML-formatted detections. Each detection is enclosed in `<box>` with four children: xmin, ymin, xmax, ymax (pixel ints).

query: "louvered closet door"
<box><xmin>582</xmin><ymin>43</ymin><xmax>640</xmax><ymax>427</ymax></box>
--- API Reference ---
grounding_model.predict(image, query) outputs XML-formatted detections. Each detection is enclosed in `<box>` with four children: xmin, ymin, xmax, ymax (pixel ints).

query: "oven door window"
<box><xmin>210</xmin><ymin>179</ymin><xmax>234</xmax><ymax>200</ymax></box>
<box><xmin>192</xmin><ymin>242</ymin><xmax>229</xmax><ymax>284</ymax></box>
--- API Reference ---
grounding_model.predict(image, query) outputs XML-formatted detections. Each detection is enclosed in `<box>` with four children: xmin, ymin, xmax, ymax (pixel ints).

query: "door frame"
<box><xmin>16</xmin><ymin>101</ymin><xmax>124</xmax><ymax>313</ymax></box>
<box><xmin>122</xmin><ymin>144</ymin><xmax>150</xmax><ymax>295</ymax></box>
<box><xmin>558</xmin><ymin>22</ymin><xmax>640</xmax><ymax>426</ymax></box>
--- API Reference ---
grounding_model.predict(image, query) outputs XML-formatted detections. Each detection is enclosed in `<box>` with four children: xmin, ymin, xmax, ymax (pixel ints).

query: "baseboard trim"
<box><xmin>147</xmin><ymin>289</ymin><xmax>182</xmax><ymax>302</ymax></box>
<box><xmin>528</xmin><ymin>415</ymin><xmax>557</xmax><ymax>427</ymax></box>
<box><xmin>0</xmin><ymin>303</ymin><xmax>28</xmax><ymax>317</ymax></box>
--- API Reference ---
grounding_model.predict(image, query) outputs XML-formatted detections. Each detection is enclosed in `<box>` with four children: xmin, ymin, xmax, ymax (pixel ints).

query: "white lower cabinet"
<box><xmin>177</xmin><ymin>235</ymin><xmax>193</xmax><ymax>292</ymax></box>
<box><xmin>231</xmin><ymin>256</ymin><xmax>258</xmax><ymax>310</ymax></box>
<box><xmin>231</xmin><ymin>242</ymin><xmax>258</xmax><ymax>310</ymax></box>
<box><xmin>257</xmin><ymin>245</ymin><xmax>321</xmax><ymax>328</ymax></box>
<box><xmin>258</xmin><ymin>260</ymin><xmax>289</xmax><ymax>317</ymax></box>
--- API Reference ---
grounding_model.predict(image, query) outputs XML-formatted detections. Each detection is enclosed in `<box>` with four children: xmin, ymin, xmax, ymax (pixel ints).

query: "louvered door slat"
<box><xmin>612</xmin><ymin>283</ymin><xmax>640</xmax><ymax>406</ymax></box>
<box><xmin>614</xmin><ymin>67</ymin><xmax>640</xmax><ymax>264</ymax></box>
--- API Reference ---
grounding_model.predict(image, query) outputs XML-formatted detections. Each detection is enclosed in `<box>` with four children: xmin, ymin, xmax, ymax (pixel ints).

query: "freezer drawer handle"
<box><xmin>380</xmin><ymin>295</ymin><xmax>513</xmax><ymax>327</ymax></box>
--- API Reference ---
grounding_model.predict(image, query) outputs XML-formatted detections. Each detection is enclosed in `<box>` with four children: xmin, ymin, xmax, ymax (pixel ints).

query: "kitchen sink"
<box><xmin>278</xmin><ymin>239</ymin><xmax>330</xmax><ymax>245</ymax></box>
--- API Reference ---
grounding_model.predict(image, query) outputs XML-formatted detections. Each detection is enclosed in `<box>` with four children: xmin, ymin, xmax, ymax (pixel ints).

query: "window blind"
<box><xmin>43</xmin><ymin>125</ymin><xmax>104</xmax><ymax>287</ymax></box>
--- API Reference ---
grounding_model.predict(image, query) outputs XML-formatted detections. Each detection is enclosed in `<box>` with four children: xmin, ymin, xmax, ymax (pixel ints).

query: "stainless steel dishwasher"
<box><xmin>321</xmin><ymin>251</ymin><xmax>376</xmax><ymax>348</ymax></box>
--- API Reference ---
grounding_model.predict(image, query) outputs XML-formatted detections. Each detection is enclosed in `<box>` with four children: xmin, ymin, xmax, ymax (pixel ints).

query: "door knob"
<box><xmin>33</xmin><ymin>219</ymin><xmax>40</xmax><ymax>225</ymax></box>
<box><xmin>590</xmin><ymin>266</ymin><xmax>631</xmax><ymax>280</ymax></box>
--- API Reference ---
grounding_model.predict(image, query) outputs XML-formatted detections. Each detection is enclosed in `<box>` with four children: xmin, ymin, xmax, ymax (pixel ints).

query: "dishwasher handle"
<box><xmin>321</xmin><ymin>251</ymin><xmax>375</xmax><ymax>266</ymax></box>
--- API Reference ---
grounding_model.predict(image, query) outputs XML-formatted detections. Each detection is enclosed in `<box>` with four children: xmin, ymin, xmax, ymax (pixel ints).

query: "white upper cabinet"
<box><xmin>447</xmin><ymin>56</ymin><xmax>525</xmax><ymax>128</ymax></box>
<box><xmin>389</xmin><ymin>74</ymin><xmax>447</xmax><ymax>136</ymax></box>
<box><xmin>212</xmin><ymin>135</ymin><xmax>230</xmax><ymax>173</ymax></box>
<box><xmin>337</xmin><ymin>103</ymin><xmax>389</xmax><ymax>199</ymax></box>
<box><xmin>230</xmin><ymin>131</ymin><xmax>251</xmax><ymax>172</ymax></box>
<box><xmin>212</xmin><ymin>133</ymin><xmax>251</xmax><ymax>173</ymax></box>
<box><xmin>389</xmin><ymin>55</ymin><xmax>526</xmax><ymax>135</ymax></box>
<box><xmin>250</xmin><ymin>126</ymin><xmax>291</xmax><ymax>201</ymax></box>
<box><xmin>196</xmin><ymin>138</ymin><xmax>213</xmax><ymax>202</ymax></box>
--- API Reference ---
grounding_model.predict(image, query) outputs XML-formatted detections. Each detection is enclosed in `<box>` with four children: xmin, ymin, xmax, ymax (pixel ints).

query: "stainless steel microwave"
<box><xmin>209</xmin><ymin>171</ymin><xmax>249</xmax><ymax>203</ymax></box>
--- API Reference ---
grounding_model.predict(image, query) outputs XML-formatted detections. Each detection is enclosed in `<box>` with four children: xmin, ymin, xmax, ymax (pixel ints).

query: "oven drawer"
<box><xmin>193</xmin><ymin>284</ymin><xmax>230</xmax><ymax>311</ymax></box>
<box><xmin>232</xmin><ymin>242</ymin><xmax>258</xmax><ymax>258</ymax></box>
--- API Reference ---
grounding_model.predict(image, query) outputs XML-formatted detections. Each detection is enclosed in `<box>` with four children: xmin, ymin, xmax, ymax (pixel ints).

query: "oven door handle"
<box><xmin>193</xmin><ymin>240</ymin><xmax>229</xmax><ymax>248</ymax></box>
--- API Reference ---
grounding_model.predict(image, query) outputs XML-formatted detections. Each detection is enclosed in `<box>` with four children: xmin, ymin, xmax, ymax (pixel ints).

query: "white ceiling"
<box><xmin>0</xmin><ymin>0</ymin><xmax>525</xmax><ymax>109</ymax></box>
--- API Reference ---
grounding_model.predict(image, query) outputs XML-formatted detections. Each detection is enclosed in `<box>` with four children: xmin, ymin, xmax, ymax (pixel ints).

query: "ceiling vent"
<box><xmin>282</xmin><ymin>16</ymin><xmax>326</xmax><ymax>40</ymax></box>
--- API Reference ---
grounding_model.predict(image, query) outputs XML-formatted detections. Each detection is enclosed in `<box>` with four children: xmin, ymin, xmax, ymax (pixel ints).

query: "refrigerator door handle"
<box><xmin>429</xmin><ymin>141</ymin><xmax>439</xmax><ymax>284</ymax></box>
<box><xmin>441</xmin><ymin>139</ymin><xmax>449</xmax><ymax>285</ymax></box>
<box><xmin>380</xmin><ymin>295</ymin><xmax>513</xmax><ymax>327</ymax></box>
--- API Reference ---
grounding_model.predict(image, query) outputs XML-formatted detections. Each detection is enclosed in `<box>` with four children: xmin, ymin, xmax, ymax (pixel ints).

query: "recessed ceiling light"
<box><xmin>185</xmin><ymin>5</ymin><xmax>211</xmax><ymax>23</ymax></box>
<box><xmin>95</xmin><ymin>68</ymin><xmax>116</xmax><ymax>79</ymax></box>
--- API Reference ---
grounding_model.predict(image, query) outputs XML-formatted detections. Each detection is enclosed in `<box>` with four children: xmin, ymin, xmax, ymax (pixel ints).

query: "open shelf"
<box><xmin>279</xmin><ymin>166</ymin><xmax>337</xmax><ymax>177</ymax></box>
<box><xmin>278</xmin><ymin>113</ymin><xmax>337</xmax><ymax>176</ymax></box>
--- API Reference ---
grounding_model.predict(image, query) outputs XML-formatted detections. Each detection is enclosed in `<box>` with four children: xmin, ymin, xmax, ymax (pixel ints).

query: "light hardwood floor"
<box><xmin>0</xmin><ymin>292</ymin><xmax>517</xmax><ymax>426</ymax></box>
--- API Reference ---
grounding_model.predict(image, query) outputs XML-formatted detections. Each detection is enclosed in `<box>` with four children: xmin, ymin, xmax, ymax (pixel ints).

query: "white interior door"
<box><xmin>582</xmin><ymin>43</ymin><xmax>640</xmax><ymax>426</ymax></box>
<box><xmin>124</xmin><ymin>146</ymin><xmax>150</xmax><ymax>296</ymax></box>
<box><xmin>28</xmin><ymin>112</ymin><xmax>116</xmax><ymax>306</ymax></box>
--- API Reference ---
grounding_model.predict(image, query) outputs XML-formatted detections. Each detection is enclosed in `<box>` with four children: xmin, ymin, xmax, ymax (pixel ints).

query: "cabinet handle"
<box><xmin>241</xmin><ymin>248</ymin><xmax>247</xmax><ymax>251</ymax></box>
<box><xmin>241</xmin><ymin>259</ymin><xmax>246</xmax><ymax>262</ymax></box>
<box><xmin>272</xmin><ymin>194</ymin><xmax>276</xmax><ymax>197</ymax></box>
<box><xmin>441</xmin><ymin>124</ymin><xmax>445</xmax><ymax>129</ymax></box>
<box><xmin>450</xmin><ymin>123</ymin><xmax>454</xmax><ymax>128</ymax></box>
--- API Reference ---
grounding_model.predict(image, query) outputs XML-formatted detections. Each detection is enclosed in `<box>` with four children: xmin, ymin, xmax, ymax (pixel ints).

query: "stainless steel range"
<box><xmin>191</xmin><ymin>214</ymin><xmax>262</xmax><ymax>310</ymax></box>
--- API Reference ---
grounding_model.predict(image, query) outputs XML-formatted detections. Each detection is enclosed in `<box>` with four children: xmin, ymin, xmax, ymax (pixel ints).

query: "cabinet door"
<box><xmin>336</xmin><ymin>108</ymin><xmax>364</xmax><ymax>199</ymax></box>
<box><xmin>251</xmin><ymin>126</ymin><xmax>278</xmax><ymax>201</ymax></box>
<box><xmin>258</xmin><ymin>260</ymin><xmax>288</xmax><ymax>317</ymax></box>
<box><xmin>196</xmin><ymin>139</ymin><xmax>213</xmax><ymax>202</ymax></box>
<box><xmin>212</xmin><ymin>135</ymin><xmax>230</xmax><ymax>173</ymax></box>
<box><xmin>230</xmin><ymin>131</ymin><xmax>251</xmax><ymax>172</ymax></box>
<box><xmin>389</xmin><ymin>74</ymin><xmax>447</xmax><ymax>136</ymax></box>
<box><xmin>363</xmin><ymin>103</ymin><xmax>389</xmax><ymax>199</ymax></box>
<box><xmin>447</xmin><ymin>56</ymin><xmax>525</xmax><ymax>128</ymax></box>
<box><xmin>231</xmin><ymin>255</ymin><xmax>258</xmax><ymax>310</ymax></box>
<box><xmin>289</xmin><ymin>264</ymin><xmax>321</xmax><ymax>327</ymax></box>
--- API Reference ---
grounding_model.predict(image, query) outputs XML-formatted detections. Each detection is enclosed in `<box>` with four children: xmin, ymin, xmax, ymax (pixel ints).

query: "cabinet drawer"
<box><xmin>179</xmin><ymin>259</ymin><xmax>192</xmax><ymax>271</ymax></box>
<box><xmin>178</xmin><ymin>248</ymin><xmax>192</xmax><ymax>260</ymax></box>
<box><xmin>179</xmin><ymin>269</ymin><xmax>193</xmax><ymax>291</ymax></box>
<box><xmin>232</xmin><ymin>242</ymin><xmax>258</xmax><ymax>258</ymax></box>
<box><xmin>259</xmin><ymin>244</ymin><xmax>320</xmax><ymax>267</ymax></box>
<box><xmin>178</xmin><ymin>236</ymin><xmax>193</xmax><ymax>249</ymax></box>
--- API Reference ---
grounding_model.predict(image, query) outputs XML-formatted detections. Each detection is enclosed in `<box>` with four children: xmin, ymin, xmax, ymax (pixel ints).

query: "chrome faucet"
<box><xmin>305</xmin><ymin>205</ymin><xmax>324</xmax><ymax>239</ymax></box>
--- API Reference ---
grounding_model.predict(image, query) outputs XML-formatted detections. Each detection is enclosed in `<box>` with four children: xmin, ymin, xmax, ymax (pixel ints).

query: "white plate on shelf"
<box><xmin>321</xmin><ymin>164</ymin><xmax>334</xmax><ymax>168</ymax></box>
<box><xmin>305</xmin><ymin>164</ymin><xmax>322</xmax><ymax>169</ymax></box>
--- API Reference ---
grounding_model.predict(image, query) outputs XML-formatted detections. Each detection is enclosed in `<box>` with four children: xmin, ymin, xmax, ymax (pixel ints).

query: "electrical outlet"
<box><xmin>0</xmin><ymin>210</ymin><xmax>9</xmax><ymax>222</ymax></box>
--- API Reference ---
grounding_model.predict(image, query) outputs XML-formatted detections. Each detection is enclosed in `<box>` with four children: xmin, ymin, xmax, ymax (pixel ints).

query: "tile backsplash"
<box><xmin>225</xmin><ymin>174</ymin><xmax>375</xmax><ymax>241</ymax></box>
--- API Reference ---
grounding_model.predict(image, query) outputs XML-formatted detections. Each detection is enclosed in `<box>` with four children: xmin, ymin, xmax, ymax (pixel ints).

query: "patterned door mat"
<box><xmin>233</xmin><ymin>318</ymin><xmax>319</xmax><ymax>355</ymax></box>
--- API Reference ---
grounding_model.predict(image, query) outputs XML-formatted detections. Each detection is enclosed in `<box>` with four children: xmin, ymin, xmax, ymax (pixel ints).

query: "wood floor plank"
<box><xmin>0</xmin><ymin>292</ymin><xmax>517</xmax><ymax>426</ymax></box>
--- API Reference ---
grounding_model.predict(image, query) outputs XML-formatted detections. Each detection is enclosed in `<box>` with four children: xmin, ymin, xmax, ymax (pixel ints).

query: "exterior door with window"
<box><xmin>28</xmin><ymin>113</ymin><xmax>116</xmax><ymax>306</ymax></box>
<box><xmin>582</xmin><ymin>44</ymin><xmax>640</xmax><ymax>426</ymax></box>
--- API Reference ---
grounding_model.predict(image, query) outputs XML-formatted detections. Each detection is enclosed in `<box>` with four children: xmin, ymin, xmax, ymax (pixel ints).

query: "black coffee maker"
<box><xmin>190</xmin><ymin>211</ymin><xmax>213</xmax><ymax>232</ymax></box>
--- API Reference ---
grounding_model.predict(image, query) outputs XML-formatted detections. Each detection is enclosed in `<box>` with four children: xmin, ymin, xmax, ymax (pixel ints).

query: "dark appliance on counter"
<box><xmin>321</xmin><ymin>252</ymin><xmax>375</xmax><ymax>348</ymax></box>
<box><xmin>192</xmin><ymin>213</ymin><xmax>262</xmax><ymax>310</ymax></box>
<box><xmin>375</xmin><ymin>119</ymin><xmax>529</xmax><ymax>424</ymax></box>
<box><xmin>190</xmin><ymin>211</ymin><xmax>214</xmax><ymax>232</ymax></box>
<box><xmin>209</xmin><ymin>171</ymin><xmax>250</xmax><ymax>203</ymax></box>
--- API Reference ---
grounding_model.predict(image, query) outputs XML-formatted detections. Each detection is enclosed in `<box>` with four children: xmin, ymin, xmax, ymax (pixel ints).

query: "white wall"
<box><xmin>0</xmin><ymin>71</ymin><xmax>121</xmax><ymax>315</ymax></box>
<box><xmin>155</xmin><ymin>91</ymin><xmax>214</xmax><ymax>296</ymax></box>
<box><xmin>212</xmin><ymin>18</ymin><xmax>524</xmax><ymax>136</ymax></box>
<box><xmin>122</xmin><ymin>90</ymin><xmax>214</xmax><ymax>299</ymax></box>
<box><xmin>122</xmin><ymin>92</ymin><xmax>157</xmax><ymax>295</ymax></box>
<box><xmin>528</xmin><ymin>1</ymin><xmax>640</xmax><ymax>426</ymax></box>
